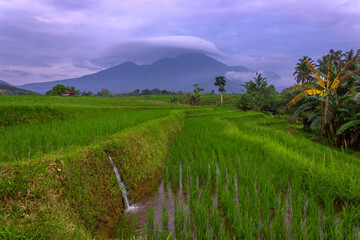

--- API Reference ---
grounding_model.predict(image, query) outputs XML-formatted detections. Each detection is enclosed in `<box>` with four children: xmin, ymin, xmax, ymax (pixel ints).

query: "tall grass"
<box><xmin>0</xmin><ymin>104</ymin><xmax>135</xmax><ymax>127</ymax></box>
<box><xmin>0</xmin><ymin>109</ymin><xmax>170</xmax><ymax>163</ymax></box>
<box><xmin>1</xmin><ymin>108</ymin><xmax>185</xmax><ymax>240</ymax></box>
<box><xmin>0</xmin><ymin>94</ymin><xmax>239</xmax><ymax>107</ymax></box>
<box><xmin>151</xmin><ymin>109</ymin><xmax>360</xmax><ymax>239</ymax></box>
<box><xmin>3</xmin><ymin>97</ymin><xmax>360</xmax><ymax>238</ymax></box>
<box><xmin>0</xmin><ymin>95</ymin><xmax>180</xmax><ymax>107</ymax></box>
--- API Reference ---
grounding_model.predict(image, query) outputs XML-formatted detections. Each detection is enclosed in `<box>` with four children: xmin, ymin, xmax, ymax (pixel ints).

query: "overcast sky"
<box><xmin>0</xmin><ymin>0</ymin><xmax>359</xmax><ymax>85</ymax></box>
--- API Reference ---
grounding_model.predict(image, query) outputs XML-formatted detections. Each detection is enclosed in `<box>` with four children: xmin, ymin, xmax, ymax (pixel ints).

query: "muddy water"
<box><xmin>108</xmin><ymin>156</ymin><xmax>130</xmax><ymax>210</ymax></box>
<box><xmin>126</xmin><ymin>180</ymin><xmax>188</xmax><ymax>236</ymax></box>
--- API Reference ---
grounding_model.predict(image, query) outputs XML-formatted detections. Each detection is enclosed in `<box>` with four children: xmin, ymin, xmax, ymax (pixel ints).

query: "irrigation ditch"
<box><xmin>0</xmin><ymin>111</ymin><xmax>184</xmax><ymax>239</ymax></box>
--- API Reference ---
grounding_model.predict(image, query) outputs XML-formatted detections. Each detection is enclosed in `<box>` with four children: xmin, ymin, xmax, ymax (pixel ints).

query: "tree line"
<box><xmin>233</xmin><ymin>49</ymin><xmax>360</xmax><ymax>150</ymax></box>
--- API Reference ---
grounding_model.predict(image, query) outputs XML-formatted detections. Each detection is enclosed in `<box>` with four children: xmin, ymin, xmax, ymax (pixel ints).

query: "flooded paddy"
<box><xmin>114</xmin><ymin>111</ymin><xmax>360</xmax><ymax>239</ymax></box>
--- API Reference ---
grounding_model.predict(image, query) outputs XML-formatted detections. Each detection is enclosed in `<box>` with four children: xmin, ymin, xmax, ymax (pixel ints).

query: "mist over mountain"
<box><xmin>0</xmin><ymin>80</ymin><xmax>11</xmax><ymax>86</ymax></box>
<box><xmin>20</xmin><ymin>53</ymin><xmax>281</xmax><ymax>94</ymax></box>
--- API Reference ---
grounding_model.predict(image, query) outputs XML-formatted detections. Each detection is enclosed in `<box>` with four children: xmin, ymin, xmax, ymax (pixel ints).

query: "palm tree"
<box><xmin>214</xmin><ymin>76</ymin><xmax>226</xmax><ymax>104</ymax></box>
<box><xmin>343</xmin><ymin>49</ymin><xmax>360</xmax><ymax>71</ymax></box>
<box><xmin>293</xmin><ymin>56</ymin><xmax>315</xmax><ymax>85</ymax></box>
<box><xmin>317</xmin><ymin>50</ymin><xmax>344</xmax><ymax>75</ymax></box>
<box><xmin>283</xmin><ymin>49</ymin><xmax>360</xmax><ymax>148</ymax></box>
<box><xmin>344</xmin><ymin>49</ymin><xmax>355</xmax><ymax>62</ymax></box>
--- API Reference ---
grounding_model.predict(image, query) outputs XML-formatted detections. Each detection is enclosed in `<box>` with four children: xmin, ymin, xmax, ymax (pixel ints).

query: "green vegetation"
<box><xmin>0</xmin><ymin>104</ymin><xmax>124</xmax><ymax>127</ymax></box>
<box><xmin>170</xmin><ymin>84</ymin><xmax>204</xmax><ymax>105</ymax></box>
<box><xmin>45</xmin><ymin>84</ymin><xmax>80</xmax><ymax>96</ymax></box>
<box><xmin>0</xmin><ymin>109</ymin><xmax>171</xmax><ymax>163</ymax></box>
<box><xmin>0</xmin><ymin>95</ymin><xmax>184</xmax><ymax>106</ymax></box>
<box><xmin>0</xmin><ymin>84</ymin><xmax>36</xmax><ymax>95</ymax></box>
<box><xmin>1</xmin><ymin>68</ymin><xmax>359</xmax><ymax>239</ymax></box>
<box><xmin>97</xmin><ymin>88</ymin><xmax>111</xmax><ymax>97</ymax></box>
<box><xmin>157</xmin><ymin>109</ymin><xmax>360</xmax><ymax>239</ymax></box>
<box><xmin>214</xmin><ymin>76</ymin><xmax>226</xmax><ymax>104</ymax></box>
<box><xmin>283</xmin><ymin>49</ymin><xmax>360</xmax><ymax>149</ymax></box>
<box><xmin>235</xmin><ymin>72</ymin><xmax>286</xmax><ymax>111</ymax></box>
<box><xmin>293</xmin><ymin>56</ymin><xmax>316</xmax><ymax>84</ymax></box>
<box><xmin>0</xmin><ymin>102</ymin><xmax>184</xmax><ymax>239</ymax></box>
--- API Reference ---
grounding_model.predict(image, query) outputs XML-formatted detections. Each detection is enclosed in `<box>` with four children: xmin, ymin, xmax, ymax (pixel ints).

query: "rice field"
<box><xmin>122</xmin><ymin>109</ymin><xmax>360</xmax><ymax>239</ymax></box>
<box><xmin>119</xmin><ymin>94</ymin><xmax>239</xmax><ymax>106</ymax></box>
<box><xmin>0</xmin><ymin>95</ymin><xmax>179</xmax><ymax>106</ymax></box>
<box><xmin>1</xmin><ymin>96</ymin><xmax>360</xmax><ymax>239</ymax></box>
<box><xmin>0</xmin><ymin>96</ymin><xmax>192</xmax><ymax>164</ymax></box>
<box><xmin>0</xmin><ymin>109</ymin><xmax>174</xmax><ymax>163</ymax></box>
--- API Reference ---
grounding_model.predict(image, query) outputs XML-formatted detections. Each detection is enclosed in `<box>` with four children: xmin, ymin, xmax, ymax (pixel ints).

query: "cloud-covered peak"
<box><xmin>0</xmin><ymin>0</ymin><xmax>359</xmax><ymax>85</ymax></box>
<box><xmin>88</xmin><ymin>36</ymin><xmax>223</xmax><ymax>68</ymax></box>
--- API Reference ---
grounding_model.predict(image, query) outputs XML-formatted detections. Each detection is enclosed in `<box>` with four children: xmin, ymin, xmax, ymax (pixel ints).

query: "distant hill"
<box><xmin>0</xmin><ymin>80</ymin><xmax>11</xmax><ymax>86</ymax></box>
<box><xmin>20</xmin><ymin>53</ymin><xmax>253</xmax><ymax>94</ymax></box>
<box><xmin>19</xmin><ymin>53</ymin><xmax>283</xmax><ymax>94</ymax></box>
<box><xmin>0</xmin><ymin>84</ymin><xmax>37</xmax><ymax>95</ymax></box>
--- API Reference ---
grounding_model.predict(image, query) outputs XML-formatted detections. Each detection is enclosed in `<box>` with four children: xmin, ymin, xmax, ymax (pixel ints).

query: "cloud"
<box><xmin>222</xmin><ymin>54</ymin><xmax>290</xmax><ymax>71</ymax></box>
<box><xmin>40</xmin><ymin>73</ymin><xmax>68</xmax><ymax>79</ymax></box>
<box><xmin>0</xmin><ymin>0</ymin><xmax>359</xmax><ymax>86</ymax></box>
<box><xmin>89</xmin><ymin>36</ymin><xmax>224</xmax><ymax>68</ymax></box>
<box><xmin>72</xmin><ymin>61</ymin><xmax>103</xmax><ymax>71</ymax></box>
<box><xmin>225</xmin><ymin>69</ymin><xmax>292</xmax><ymax>88</ymax></box>
<box><xmin>45</xmin><ymin>0</ymin><xmax>97</xmax><ymax>11</ymax></box>
<box><xmin>225</xmin><ymin>71</ymin><xmax>254</xmax><ymax>82</ymax></box>
<box><xmin>0</xmin><ymin>69</ymin><xmax>32</xmax><ymax>77</ymax></box>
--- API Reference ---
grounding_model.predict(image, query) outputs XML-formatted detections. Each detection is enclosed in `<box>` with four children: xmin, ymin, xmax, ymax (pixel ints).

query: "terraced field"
<box><xmin>153</xmin><ymin>110</ymin><xmax>360</xmax><ymax>239</ymax></box>
<box><xmin>1</xmin><ymin>96</ymin><xmax>359</xmax><ymax>239</ymax></box>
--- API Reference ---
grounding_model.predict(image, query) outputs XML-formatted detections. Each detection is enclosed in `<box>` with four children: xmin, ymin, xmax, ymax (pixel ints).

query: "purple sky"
<box><xmin>0</xmin><ymin>0</ymin><xmax>359</xmax><ymax>86</ymax></box>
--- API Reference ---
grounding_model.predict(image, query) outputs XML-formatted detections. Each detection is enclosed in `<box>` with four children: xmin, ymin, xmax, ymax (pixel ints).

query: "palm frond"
<box><xmin>336</xmin><ymin>69</ymin><xmax>360</xmax><ymax>90</ymax></box>
<box><xmin>308</xmin><ymin>113</ymin><xmax>320</xmax><ymax>122</ymax></box>
<box><xmin>353</xmin><ymin>92</ymin><xmax>360</xmax><ymax>102</ymax></box>
<box><xmin>326</xmin><ymin>49</ymin><xmax>334</xmax><ymax>89</ymax></box>
<box><xmin>281</xmin><ymin>84</ymin><xmax>316</xmax><ymax>93</ymax></box>
<box><xmin>330</xmin><ymin>61</ymin><xmax>337</xmax><ymax>77</ymax></box>
<box><xmin>336</xmin><ymin>108</ymin><xmax>349</xmax><ymax>113</ymax></box>
<box><xmin>310</xmin><ymin>116</ymin><xmax>322</xmax><ymax>130</ymax></box>
<box><xmin>354</xmin><ymin>60</ymin><xmax>360</xmax><ymax>69</ymax></box>
<box><xmin>304</xmin><ymin>59</ymin><xmax>325</xmax><ymax>88</ymax></box>
<box><xmin>331</xmin><ymin>50</ymin><xmax>360</xmax><ymax>89</ymax></box>
<box><xmin>292</xmin><ymin>103</ymin><xmax>314</xmax><ymax>122</ymax></box>
<box><xmin>336</xmin><ymin>120</ymin><xmax>360</xmax><ymax>135</ymax></box>
<box><xmin>283</xmin><ymin>89</ymin><xmax>322</xmax><ymax>111</ymax></box>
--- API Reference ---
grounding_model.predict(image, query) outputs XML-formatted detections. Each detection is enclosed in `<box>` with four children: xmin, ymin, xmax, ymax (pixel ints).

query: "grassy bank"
<box><xmin>0</xmin><ymin>110</ymin><xmax>184</xmax><ymax>239</ymax></box>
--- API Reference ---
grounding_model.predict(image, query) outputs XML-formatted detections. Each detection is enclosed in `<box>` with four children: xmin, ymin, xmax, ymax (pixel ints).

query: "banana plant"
<box><xmin>282</xmin><ymin>49</ymin><xmax>360</xmax><ymax>148</ymax></box>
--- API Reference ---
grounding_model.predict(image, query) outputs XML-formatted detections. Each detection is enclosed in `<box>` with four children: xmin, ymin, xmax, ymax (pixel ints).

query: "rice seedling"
<box><xmin>0</xmin><ymin>109</ymin><xmax>171</xmax><ymax>163</ymax></box>
<box><xmin>146</xmin><ymin>206</ymin><xmax>155</xmax><ymax>239</ymax></box>
<box><xmin>139</xmin><ymin>108</ymin><xmax>360</xmax><ymax>239</ymax></box>
<box><xmin>2</xmin><ymin>96</ymin><xmax>360</xmax><ymax>239</ymax></box>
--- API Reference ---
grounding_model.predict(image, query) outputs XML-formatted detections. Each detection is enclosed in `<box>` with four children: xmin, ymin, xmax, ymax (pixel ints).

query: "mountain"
<box><xmin>0</xmin><ymin>84</ymin><xmax>37</xmax><ymax>95</ymax></box>
<box><xmin>20</xmin><ymin>53</ymin><xmax>253</xmax><ymax>94</ymax></box>
<box><xmin>0</xmin><ymin>80</ymin><xmax>11</xmax><ymax>86</ymax></box>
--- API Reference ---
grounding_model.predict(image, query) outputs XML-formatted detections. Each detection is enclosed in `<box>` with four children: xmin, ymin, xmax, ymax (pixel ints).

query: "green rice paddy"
<box><xmin>141</xmin><ymin>109</ymin><xmax>360</xmax><ymax>239</ymax></box>
<box><xmin>1</xmin><ymin>95</ymin><xmax>359</xmax><ymax>239</ymax></box>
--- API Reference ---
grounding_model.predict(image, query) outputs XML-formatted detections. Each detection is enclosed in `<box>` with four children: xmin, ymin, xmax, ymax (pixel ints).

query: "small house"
<box><xmin>62</xmin><ymin>91</ymin><xmax>76</xmax><ymax>97</ymax></box>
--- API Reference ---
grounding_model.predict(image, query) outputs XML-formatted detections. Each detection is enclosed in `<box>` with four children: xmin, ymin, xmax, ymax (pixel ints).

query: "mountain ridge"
<box><xmin>0</xmin><ymin>83</ymin><xmax>37</xmax><ymax>95</ymax></box>
<box><xmin>19</xmin><ymin>53</ymin><xmax>279</xmax><ymax>94</ymax></box>
<box><xmin>0</xmin><ymin>80</ymin><xmax>11</xmax><ymax>86</ymax></box>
